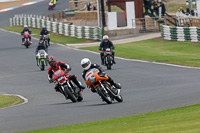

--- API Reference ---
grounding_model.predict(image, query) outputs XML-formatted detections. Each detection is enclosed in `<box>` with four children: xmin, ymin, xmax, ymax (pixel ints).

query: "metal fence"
<box><xmin>134</xmin><ymin>17</ymin><xmax>161</xmax><ymax>33</ymax></box>
<box><xmin>10</xmin><ymin>14</ymin><xmax>103</xmax><ymax>41</ymax></box>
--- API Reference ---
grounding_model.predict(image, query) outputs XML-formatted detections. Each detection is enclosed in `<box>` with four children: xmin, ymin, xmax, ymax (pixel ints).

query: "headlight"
<box><xmin>88</xmin><ymin>76</ymin><xmax>96</xmax><ymax>83</ymax></box>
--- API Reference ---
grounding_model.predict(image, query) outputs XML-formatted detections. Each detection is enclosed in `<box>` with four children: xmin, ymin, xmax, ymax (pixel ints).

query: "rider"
<box><xmin>35</xmin><ymin>40</ymin><xmax>48</xmax><ymax>66</ymax></box>
<box><xmin>40</xmin><ymin>26</ymin><xmax>50</xmax><ymax>45</ymax></box>
<box><xmin>51</xmin><ymin>0</ymin><xmax>57</xmax><ymax>5</ymax></box>
<box><xmin>21</xmin><ymin>25</ymin><xmax>32</xmax><ymax>45</ymax></box>
<box><xmin>99</xmin><ymin>35</ymin><xmax>115</xmax><ymax>65</ymax></box>
<box><xmin>48</xmin><ymin>56</ymin><xmax>85</xmax><ymax>92</ymax></box>
<box><xmin>81</xmin><ymin>58</ymin><xmax>121</xmax><ymax>93</ymax></box>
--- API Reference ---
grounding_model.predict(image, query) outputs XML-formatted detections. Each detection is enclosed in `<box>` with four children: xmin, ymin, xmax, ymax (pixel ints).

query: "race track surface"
<box><xmin>0</xmin><ymin>29</ymin><xmax>200</xmax><ymax>132</ymax></box>
<box><xmin>0</xmin><ymin>0</ymin><xmax>68</xmax><ymax>26</ymax></box>
<box><xmin>1</xmin><ymin>2</ymin><xmax>200</xmax><ymax>133</ymax></box>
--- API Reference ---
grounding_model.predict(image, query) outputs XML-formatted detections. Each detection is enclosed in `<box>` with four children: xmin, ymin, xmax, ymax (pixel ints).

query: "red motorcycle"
<box><xmin>53</xmin><ymin>69</ymin><xmax>83</xmax><ymax>103</ymax></box>
<box><xmin>48</xmin><ymin>2</ymin><xmax>55</xmax><ymax>10</ymax></box>
<box><xmin>22</xmin><ymin>31</ymin><xmax>31</xmax><ymax>48</ymax></box>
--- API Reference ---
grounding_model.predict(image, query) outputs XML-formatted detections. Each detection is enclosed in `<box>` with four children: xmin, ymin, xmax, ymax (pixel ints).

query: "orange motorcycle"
<box><xmin>85</xmin><ymin>68</ymin><xmax>123</xmax><ymax>104</ymax></box>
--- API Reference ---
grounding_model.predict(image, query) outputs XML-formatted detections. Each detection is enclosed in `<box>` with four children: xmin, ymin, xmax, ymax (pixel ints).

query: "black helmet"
<box><xmin>39</xmin><ymin>40</ymin><xmax>44</xmax><ymax>46</ymax></box>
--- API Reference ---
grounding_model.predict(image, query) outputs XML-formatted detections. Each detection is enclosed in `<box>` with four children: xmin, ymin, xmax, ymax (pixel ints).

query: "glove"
<box><xmin>112</xmin><ymin>47</ymin><xmax>115</xmax><ymax>50</ymax></box>
<box><xmin>49</xmin><ymin>79</ymin><xmax>54</xmax><ymax>83</ymax></box>
<box><xmin>99</xmin><ymin>47</ymin><xmax>102</xmax><ymax>51</ymax></box>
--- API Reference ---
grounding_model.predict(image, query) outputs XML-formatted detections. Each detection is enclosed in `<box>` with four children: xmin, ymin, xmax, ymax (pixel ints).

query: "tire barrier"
<box><xmin>10</xmin><ymin>14</ymin><xmax>103</xmax><ymax>41</ymax></box>
<box><xmin>160</xmin><ymin>24</ymin><xmax>200</xmax><ymax>42</ymax></box>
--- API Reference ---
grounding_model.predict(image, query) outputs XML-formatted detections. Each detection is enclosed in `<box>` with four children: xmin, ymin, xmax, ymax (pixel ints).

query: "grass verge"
<box><xmin>80</xmin><ymin>38</ymin><xmax>200</xmax><ymax>67</ymax></box>
<box><xmin>22</xmin><ymin>104</ymin><xmax>200</xmax><ymax>133</ymax></box>
<box><xmin>1</xmin><ymin>26</ymin><xmax>93</xmax><ymax>44</ymax></box>
<box><xmin>0</xmin><ymin>95</ymin><xmax>23</xmax><ymax>108</ymax></box>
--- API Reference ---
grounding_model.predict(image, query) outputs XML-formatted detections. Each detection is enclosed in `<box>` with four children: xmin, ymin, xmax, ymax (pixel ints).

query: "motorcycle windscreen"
<box><xmin>85</xmin><ymin>68</ymin><xmax>99</xmax><ymax>80</ymax></box>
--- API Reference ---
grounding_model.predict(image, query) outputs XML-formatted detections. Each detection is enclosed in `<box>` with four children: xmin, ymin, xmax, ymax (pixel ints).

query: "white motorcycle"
<box><xmin>36</xmin><ymin>50</ymin><xmax>48</xmax><ymax>71</ymax></box>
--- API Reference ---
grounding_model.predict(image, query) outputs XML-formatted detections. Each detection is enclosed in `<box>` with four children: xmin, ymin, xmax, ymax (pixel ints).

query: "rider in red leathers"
<box><xmin>47</xmin><ymin>56</ymin><xmax>85</xmax><ymax>92</ymax></box>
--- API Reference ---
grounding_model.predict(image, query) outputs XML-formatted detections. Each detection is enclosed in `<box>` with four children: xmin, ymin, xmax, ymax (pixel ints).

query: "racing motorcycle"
<box><xmin>48</xmin><ymin>2</ymin><xmax>55</xmax><ymax>10</ymax></box>
<box><xmin>22</xmin><ymin>31</ymin><xmax>31</xmax><ymax>48</ymax></box>
<box><xmin>103</xmin><ymin>48</ymin><xmax>114</xmax><ymax>70</ymax></box>
<box><xmin>85</xmin><ymin>68</ymin><xmax>123</xmax><ymax>104</ymax></box>
<box><xmin>42</xmin><ymin>35</ymin><xmax>50</xmax><ymax>48</ymax></box>
<box><xmin>36</xmin><ymin>50</ymin><xmax>48</xmax><ymax>71</ymax></box>
<box><xmin>53</xmin><ymin>69</ymin><xmax>83</xmax><ymax>103</ymax></box>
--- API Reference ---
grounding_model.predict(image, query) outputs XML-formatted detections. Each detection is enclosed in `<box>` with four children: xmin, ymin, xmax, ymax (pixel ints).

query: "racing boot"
<box><xmin>71</xmin><ymin>75</ymin><xmax>85</xmax><ymax>91</ymax></box>
<box><xmin>36</xmin><ymin>57</ymin><xmax>39</xmax><ymax>66</ymax></box>
<box><xmin>113</xmin><ymin>56</ymin><xmax>116</xmax><ymax>64</ymax></box>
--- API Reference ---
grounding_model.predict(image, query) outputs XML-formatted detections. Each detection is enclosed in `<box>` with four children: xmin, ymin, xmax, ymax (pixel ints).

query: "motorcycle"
<box><xmin>36</xmin><ymin>50</ymin><xmax>48</xmax><ymax>71</ymax></box>
<box><xmin>85</xmin><ymin>68</ymin><xmax>123</xmax><ymax>104</ymax></box>
<box><xmin>42</xmin><ymin>35</ymin><xmax>50</xmax><ymax>48</ymax></box>
<box><xmin>103</xmin><ymin>48</ymin><xmax>114</xmax><ymax>70</ymax></box>
<box><xmin>53</xmin><ymin>69</ymin><xmax>83</xmax><ymax>103</ymax></box>
<box><xmin>22</xmin><ymin>31</ymin><xmax>31</xmax><ymax>48</ymax></box>
<box><xmin>48</xmin><ymin>2</ymin><xmax>55</xmax><ymax>10</ymax></box>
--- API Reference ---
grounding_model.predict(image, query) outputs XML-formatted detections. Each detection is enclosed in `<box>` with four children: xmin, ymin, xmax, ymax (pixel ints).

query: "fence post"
<box><xmin>64</xmin><ymin>24</ymin><xmax>69</xmax><ymax>36</ymax></box>
<box><xmin>177</xmin><ymin>27</ymin><xmax>185</xmax><ymax>41</ymax></box>
<box><xmin>85</xmin><ymin>26</ymin><xmax>89</xmax><ymax>39</ymax></box>
<box><xmin>81</xmin><ymin>26</ymin><xmax>85</xmax><ymax>39</ymax></box>
<box><xmin>10</xmin><ymin>18</ymin><xmax>13</xmax><ymax>26</ymax></box>
<box><xmin>190</xmin><ymin>27</ymin><xmax>198</xmax><ymax>42</ymax></box>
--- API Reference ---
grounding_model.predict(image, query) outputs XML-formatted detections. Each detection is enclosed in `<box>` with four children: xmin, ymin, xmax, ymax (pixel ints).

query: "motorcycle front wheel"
<box><xmin>64</xmin><ymin>86</ymin><xmax>77</xmax><ymax>103</ymax></box>
<box><xmin>96</xmin><ymin>86</ymin><xmax>112</xmax><ymax>104</ymax></box>
<box><xmin>115</xmin><ymin>95</ymin><xmax>123</xmax><ymax>102</ymax></box>
<box><xmin>106</xmin><ymin>55</ymin><xmax>112</xmax><ymax>70</ymax></box>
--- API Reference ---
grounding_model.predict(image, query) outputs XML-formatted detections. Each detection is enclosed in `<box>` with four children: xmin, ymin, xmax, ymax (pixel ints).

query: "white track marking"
<box><xmin>0</xmin><ymin>93</ymin><xmax>28</xmax><ymax>110</ymax></box>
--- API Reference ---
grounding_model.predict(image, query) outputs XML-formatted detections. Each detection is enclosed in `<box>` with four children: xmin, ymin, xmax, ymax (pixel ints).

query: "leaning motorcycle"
<box><xmin>42</xmin><ymin>35</ymin><xmax>50</xmax><ymax>48</ymax></box>
<box><xmin>103</xmin><ymin>48</ymin><xmax>114</xmax><ymax>70</ymax></box>
<box><xmin>22</xmin><ymin>31</ymin><xmax>31</xmax><ymax>48</ymax></box>
<box><xmin>53</xmin><ymin>69</ymin><xmax>83</xmax><ymax>103</ymax></box>
<box><xmin>85</xmin><ymin>68</ymin><xmax>123</xmax><ymax>104</ymax></box>
<box><xmin>36</xmin><ymin>50</ymin><xmax>48</xmax><ymax>71</ymax></box>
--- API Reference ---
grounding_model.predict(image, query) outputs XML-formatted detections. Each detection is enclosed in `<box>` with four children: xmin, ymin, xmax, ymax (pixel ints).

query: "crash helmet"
<box><xmin>47</xmin><ymin>56</ymin><xmax>57</xmax><ymax>67</ymax></box>
<box><xmin>24</xmin><ymin>25</ymin><xmax>28</xmax><ymax>30</ymax></box>
<box><xmin>38</xmin><ymin>40</ymin><xmax>44</xmax><ymax>46</ymax></box>
<box><xmin>81</xmin><ymin>58</ymin><xmax>91</xmax><ymax>70</ymax></box>
<box><xmin>42</xmin><ymin>25</ymin><xmax>46</xmax><ymax>30</ymax></box>
<box><xmin>103</xmin><ymin>35</ymin><xmax>109</xmax><ymax>40</ymax></box>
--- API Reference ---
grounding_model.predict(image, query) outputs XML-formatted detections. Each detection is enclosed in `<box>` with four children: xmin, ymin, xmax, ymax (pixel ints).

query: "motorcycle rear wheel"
<box><xmin>40</xmin><ymin>61</ymin><xmax>45</xmax><ymax>71</ymax></box>
<box><xmin>96</xmin><ymin>86</ymin><xmax>112</xmax><ymax>104</ymax></box>
<box><xmin>77</xmin><ymin>93</ymin><xmax>83</xmax><ymax>102</ymax></box>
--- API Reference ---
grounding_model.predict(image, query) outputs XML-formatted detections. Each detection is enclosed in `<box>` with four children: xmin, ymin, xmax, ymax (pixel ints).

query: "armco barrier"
<box><xmin>160</xmin><ymin>24</ymin><xmax>200</xmax><ymax>42</ymax></box>
<box><xmin>10</xmin><ymin>14</ymin><xmax>103</xmax><ymax>41</ymax></box>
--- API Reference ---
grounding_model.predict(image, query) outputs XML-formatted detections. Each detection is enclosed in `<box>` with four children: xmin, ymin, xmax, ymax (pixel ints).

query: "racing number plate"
<box><xmin>58</xmin><ymin>76</ymin><xmax>66</xmax><ymax>85</ymax></box>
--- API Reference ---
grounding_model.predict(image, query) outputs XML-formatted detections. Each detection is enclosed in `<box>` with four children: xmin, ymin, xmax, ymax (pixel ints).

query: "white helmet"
<box><xmin>24</xmin><ymin>25</ymin><xmax>28</xmax><ymax>28</ymax></box>
<box><xmin>103</xmin><ymin>35</ymin><xmax>109</xmax><ymax>40</ymax></box>
<box><xmin>81</xmin><ymin>58</ymin><xmax>91</xmax><ymax>70</ymax></box>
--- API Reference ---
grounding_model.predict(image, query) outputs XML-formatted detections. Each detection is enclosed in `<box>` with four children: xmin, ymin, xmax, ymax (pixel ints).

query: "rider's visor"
<box><xmin>82</xmin><ymin>63</ymin><xmax>88</xmax><ymax>68</ymax></box>
<box><xmin>49</xmin><ymin>61</ymin><xmax>55</xmax><ymax>66</ymax></box>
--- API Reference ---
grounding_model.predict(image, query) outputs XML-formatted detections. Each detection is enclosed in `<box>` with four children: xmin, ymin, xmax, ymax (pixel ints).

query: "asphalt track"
<box><xmin>0</xmin><ymin>0</ymin><xmax>68</xmax><ymax>26</ymax></box>
<box><xmin>1</xmin><ymin>2</ymin><xmax>200</xmax><ymax>133</ymax></box>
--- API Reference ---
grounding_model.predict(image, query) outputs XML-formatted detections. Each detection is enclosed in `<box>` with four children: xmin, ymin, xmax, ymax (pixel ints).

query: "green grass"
<box><xmin>81</xmin><ymin>38</ymin><xmax>200</xmax><ymax>67</ymax></box>
<box><xmin>105</xmin><ymin>5</ymin><xmax>124</xmax><ymax>12</ymax></box>
<box><xmin>0</xmin><ymin>95</ymin><xmax>23</xmax><ymax>108</ymax></box>
<box><xmin>1</xmin><ymin>26</ymin><xmax>93</xmax><ymax>44</ymax></box>
<box><xmin>22</xmin><ymin>104</ymin><xmax>200</xmax><ymax>133</ymax></box>
<box><xmin>167</xmin><ymin>4</ymin><xmax>188</xmax><ymax>13</ymax></box>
